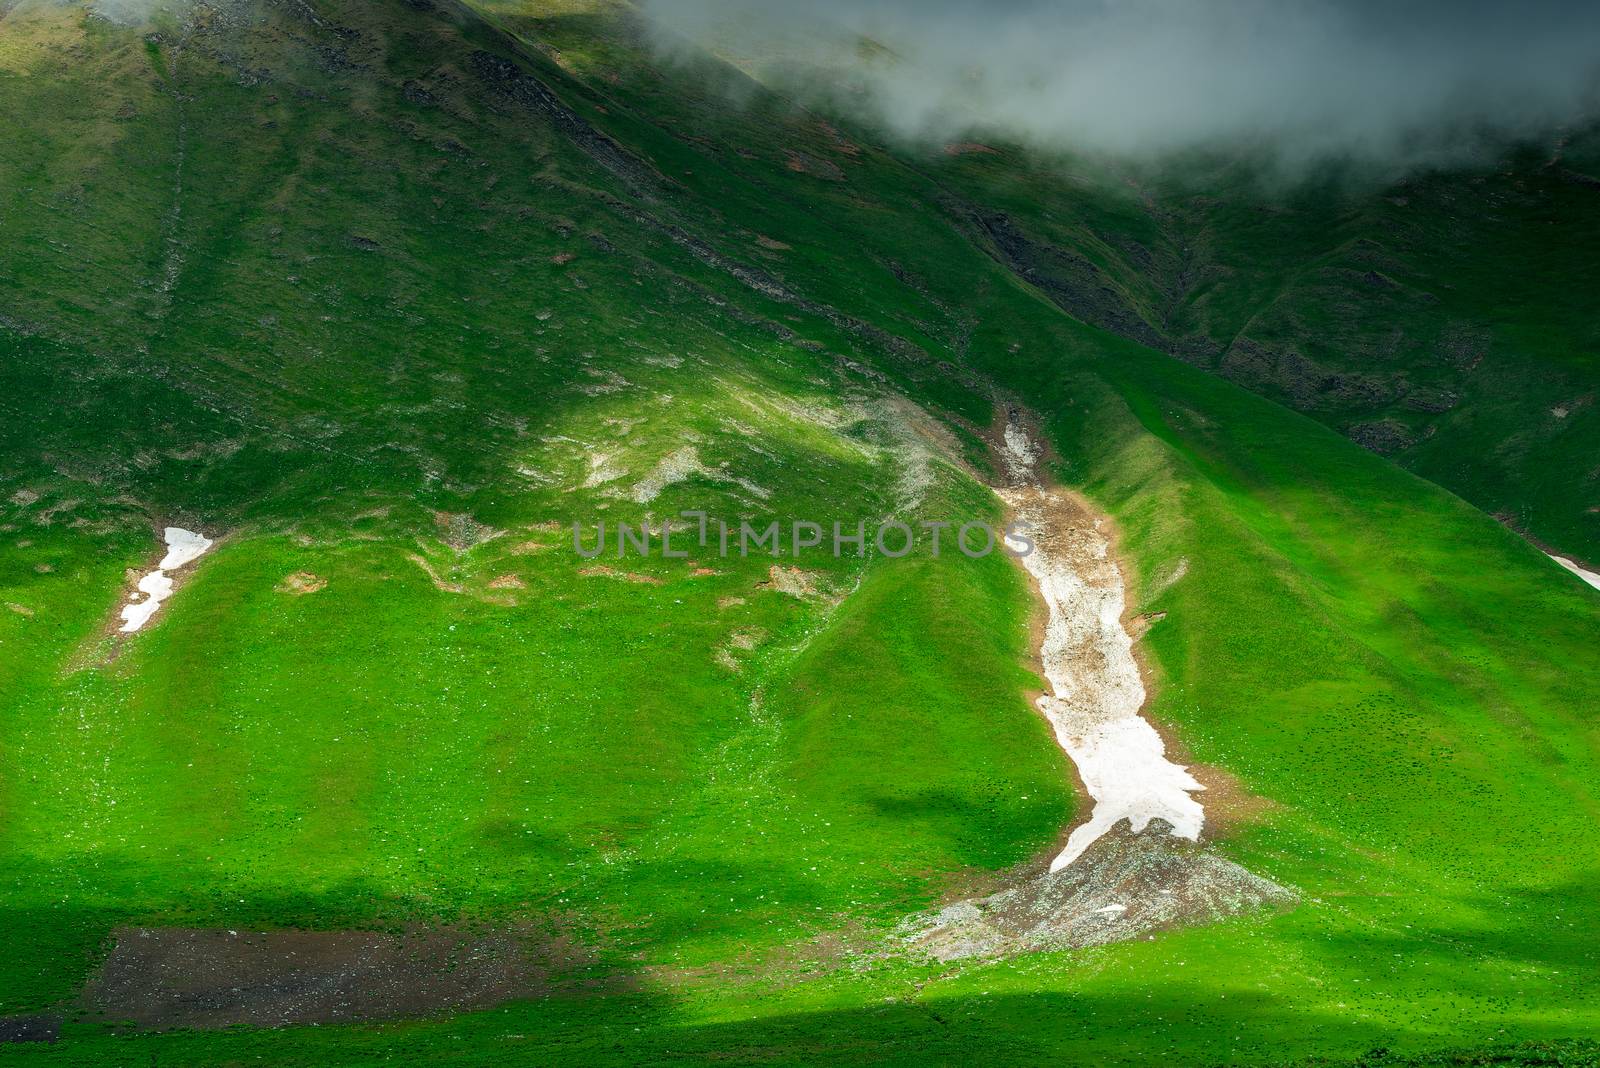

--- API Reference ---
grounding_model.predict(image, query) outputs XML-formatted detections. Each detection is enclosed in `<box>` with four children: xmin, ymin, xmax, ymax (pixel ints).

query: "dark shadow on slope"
<box><xmin>1304</xmin><ymin>870</ymin><xmax>1600</xmax><ymax>986</ymax></box>
<box><xmin>81</xmin><ymin>921</ymin><xmax>622</xmax><ymax>1032</ymax></box>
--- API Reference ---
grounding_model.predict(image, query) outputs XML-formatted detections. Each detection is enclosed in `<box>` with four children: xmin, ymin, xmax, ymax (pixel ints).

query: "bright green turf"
<box><xmin>1</xmin><ymin>1</ymin><xmax>1597</xmax><ymax>1064</ymax></box>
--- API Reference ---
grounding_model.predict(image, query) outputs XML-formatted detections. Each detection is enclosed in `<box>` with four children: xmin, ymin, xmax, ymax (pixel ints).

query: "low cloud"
<box><xmin>639</xmin><ymin>0</ymin><xmax>1600</xmax><ymax>173</ymax></box>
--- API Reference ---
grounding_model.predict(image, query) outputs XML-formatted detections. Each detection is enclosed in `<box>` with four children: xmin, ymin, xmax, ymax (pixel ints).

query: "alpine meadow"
<box><xmin>1</xmin><ymin>0</ymin><xmax>1598</xmax><ymax>1064</ymax></box>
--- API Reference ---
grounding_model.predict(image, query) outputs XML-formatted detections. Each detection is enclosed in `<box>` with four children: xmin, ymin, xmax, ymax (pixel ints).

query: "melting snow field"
<box><xmin>998</xmin><ymin>423</ymin><xmax>1205</xmax><ymax>872</ymax></box>
<box><xmin>119</xmin><ymin>527</ymin><xmax>213</xmax><ymax>633</ymax></box>
<box><xmin>1548</xmin><ymin>553</ymin><xmax>1600</xmax><ymax>592</ymax></box>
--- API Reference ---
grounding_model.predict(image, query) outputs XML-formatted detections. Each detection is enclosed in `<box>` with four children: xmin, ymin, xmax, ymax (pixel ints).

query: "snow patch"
<box><xmin>999</xmin><ymin>423</ymin><xmax>1205</xmax><ymax>873</ymax></box>
<box><xmin>120</xmin><ymin>527</ymin><xmax>212</xmax><ymax>633</ymax></box>
<box><xmin>1549</xmin><ymin>552</ymin><xmax>1600</xmax><ymax>592</ymax></box>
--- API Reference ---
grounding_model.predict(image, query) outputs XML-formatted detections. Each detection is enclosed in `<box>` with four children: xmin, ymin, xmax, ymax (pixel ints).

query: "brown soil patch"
<box><xmin>82</xmin><ymin>924</ymin><xmax>609</xmax><ymax>1032</ymax></box>
<box><xmin>275</xmin><ymin>572</ymin><xmax>326</xmax><ymax>595</ymax></box>
<box><xmin>579</xmin><ymin>565</ymin><xmax>662</xmax><ymax>585</ymax></box>
<box><xmin>509</xmin><ymin>539</ymin><xmax>552</xmax><ymax>555</ymax></box>
<box><xmin>408</xmin><ymin>553</ymin><xmax>464</xmax><ymax>594</ymax></box>
<box><xmin>762</xmin><ymin>565</ymin><xmax>819</xmax><ymax>598</ymax></box>
<box><xmin>755</xmin><ymin>235</ymin><xmax>791</xmax><ymax>251</ymax></box>
<box><xmin>5</xmin><ymin>602</ymin><xmax>33</xmax><ymax>617</ymax></box>
<box><xmin>1189</xmin><ymin>761</ymin><xmax>1281</xmax><ymax>838</ymax></box>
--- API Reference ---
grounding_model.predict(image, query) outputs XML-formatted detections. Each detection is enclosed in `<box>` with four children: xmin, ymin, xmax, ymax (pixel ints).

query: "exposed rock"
<box><xmin>1439</xmin><ymin>323</ymin><xmax>1489</xmax><ymax>372</ymax></box>
<box><xmin>469</xmin><ymin>51</ymin><xmax>659</xmax><ymax>198</ymax></box>
<box><xmin>959</xmin><ymin>206</ymin><xmax>1167</xmax><ymax>352</ymax></box>
<box><xmin>1402</xmin><ymin>386</ymin><xmax>1461</xmax><ymax>414</ymax></box>
<box><xmin>1561</xmin><ymin>169</ymin><xmax>1600</xmax><ymax>192</ymax></box>
<box><xmin>1222</xmin><ymin>339</ymin><xmax>1401</xmax><ymax>410</ymax></box>
<box><xmin>400</xmin><ymin>79</ymin><xmax>436</xmax><ymax>107</ymax></box>
<box><xmin>1347</xmin><ymin>419</ymin><xmax>1418</xmax><ymax>455</ymax></box>
<box><xmin>903</xmin><ymin>820</ymin><xmax>1294</xmax><ymax>962</ymax></box>
<box><xmin>432</xmin><ymin>511</ymin><xmax>503</xmax><ymax>552</ymax></box>
<box><xmin>783</xmin><ymin>150</ymin><xmax>845</xmax><ymax>181</ymax></box>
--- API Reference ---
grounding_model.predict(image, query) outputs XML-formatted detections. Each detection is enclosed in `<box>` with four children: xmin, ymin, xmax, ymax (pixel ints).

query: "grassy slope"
<box><xmin>1</xmin><ymin>0</ymin><xmax>1598</xmax><ymax>1064</ymax></box>
<box><xmin>0</xmin><ymin>0</ymin><xmax>1068</xmax><ymax>1013</ymax></box>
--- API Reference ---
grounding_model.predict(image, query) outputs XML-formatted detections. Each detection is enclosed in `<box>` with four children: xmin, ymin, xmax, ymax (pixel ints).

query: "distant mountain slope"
<box><xmin>923</xmin><ymin>142</ymin><xmax>1600</xmax><ymax>567</ymax></box>
<box><xmin>636</xmin><ymin>7</ymin><xmax>1600</xmax><ymax>564</ymax></box>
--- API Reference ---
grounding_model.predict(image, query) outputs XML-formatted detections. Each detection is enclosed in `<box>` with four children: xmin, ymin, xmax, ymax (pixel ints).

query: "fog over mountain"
<box><xmin>640</xmin><ymin>0</ymin><xmax>1600</xmax><ymax>172</ymax></box>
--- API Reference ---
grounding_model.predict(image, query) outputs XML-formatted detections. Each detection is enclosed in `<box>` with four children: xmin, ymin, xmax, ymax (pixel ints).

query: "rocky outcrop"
<box><xmin>902</xmin><ymin>820</ymin><xmax>1294</xmax><ymax>962</ymax></box>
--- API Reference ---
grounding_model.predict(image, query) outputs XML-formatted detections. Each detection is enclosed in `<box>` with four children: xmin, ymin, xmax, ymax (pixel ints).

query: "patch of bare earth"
<box><xmin>579</xmin><ymin>565</ymin><xmax>662</xmax><ymax>585</ymax></box>
<box><xmin>431</xmin><ymin>511</ymin><xmax>503</xmax><ymax>552</ymax></box>
<box><xmin>408</xmin><ymin>553</ymin><xmax>464</xmax><ymax>594</ymax></box>
<box><xmin>81</xmin><ymin>924</ymin><xmax>615</xmax><ymax>1031</ymax></box>
<box><xmin>762</xmin><ymin>565</ymin><xmax>819</xmax><ymax>598</ymax></box>
<box><xmin>275</xmin><ymin>572</ymin><xmax>326</xmax><ymax>595</ymax></box>
<box><xmin>509</xmin><ymin>539</ymin><xmax>552</xmax><ymax>555</ymax></box>
<box><xmin>783</xmin><ymin>150</ymin><xmax>845</xmax><ymax>181</ymax></box>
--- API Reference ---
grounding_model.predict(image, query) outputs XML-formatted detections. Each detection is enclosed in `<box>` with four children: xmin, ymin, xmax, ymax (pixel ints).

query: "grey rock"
<box><xmin>902</xmin><ymin>821</ymin><xmax>1294</xmax><ymax>962</ymax></box>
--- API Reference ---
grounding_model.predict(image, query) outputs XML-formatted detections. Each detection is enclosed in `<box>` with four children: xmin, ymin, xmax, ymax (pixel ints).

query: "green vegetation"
<box><xmin>0</xmin><ymin>0</ymin><xmax>1596</xmax><ymax>1063</ymax></box>
<box><xmin>923</xmin><ymin>140</ymin><xmax>1600</xmax><ymax>564</ymax></box>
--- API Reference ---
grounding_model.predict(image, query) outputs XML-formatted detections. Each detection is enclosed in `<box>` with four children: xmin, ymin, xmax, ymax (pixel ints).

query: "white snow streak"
<box><xmin>998</xmin><ymin>422</ymin><xmax>1204</xmax><ymax>872</ymax></box>
<box><xmin>1548</xmin><ymin>552</ymin><xmax>1600</xmax><ymax>592</ymax></box>
<box><xmin>119</xmin><ymin>527</ymin><xmax>212</xmax><ymax>632</ymax></box>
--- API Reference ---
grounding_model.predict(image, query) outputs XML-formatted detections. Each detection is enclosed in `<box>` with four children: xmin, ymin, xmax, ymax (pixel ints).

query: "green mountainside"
<box><xmin>1</xmin><ymin>0</ymin><xmax>1597</xmax><ymax>1064</ymax></box>
<box><xmin>926</xmin><ymin>140</ymin><xmax>1600</xmax><ymax>563</ymax></box>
